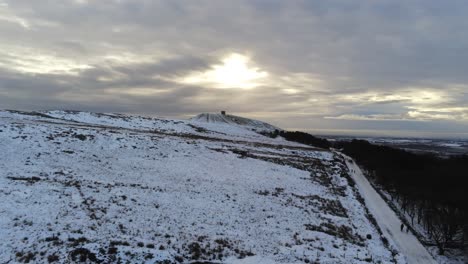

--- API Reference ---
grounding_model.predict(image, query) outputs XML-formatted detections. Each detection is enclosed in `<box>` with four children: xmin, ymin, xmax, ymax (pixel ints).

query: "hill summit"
<box><xmin>190</xmin><ymin>112</ymin><xmax>280</xmax><ymax>133</ymax></box>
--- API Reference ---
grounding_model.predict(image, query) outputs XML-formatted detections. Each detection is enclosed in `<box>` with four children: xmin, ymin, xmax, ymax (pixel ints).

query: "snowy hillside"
<box><xmin>0</xmin><ymin>110</ymin><xmax>402</xmax><ymax>263</ymax></box>
<box><xmin>191</xmin><ymin>112</ymin><xmax>281</xmax><ymax>133</ymax></box>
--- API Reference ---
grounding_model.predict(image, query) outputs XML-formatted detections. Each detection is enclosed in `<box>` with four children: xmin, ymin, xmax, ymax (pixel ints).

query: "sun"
<box><xmin>180</xmin><ymin>53</ymin><xmax>268</xmax><ymax>89</ymax></box>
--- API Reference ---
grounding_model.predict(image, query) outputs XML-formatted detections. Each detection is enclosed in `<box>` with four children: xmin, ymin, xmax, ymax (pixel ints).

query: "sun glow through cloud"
<box><xmin>180</xmin><ymin>53</ymin><xmax>268</xmax><ymax>89</ymax></box>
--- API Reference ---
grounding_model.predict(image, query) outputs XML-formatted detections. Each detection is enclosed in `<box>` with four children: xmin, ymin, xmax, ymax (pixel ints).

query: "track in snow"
<box><xmin>343</xmin><ymin>155</ymin><xmax>437</xmax><ymax>264</ymax></box>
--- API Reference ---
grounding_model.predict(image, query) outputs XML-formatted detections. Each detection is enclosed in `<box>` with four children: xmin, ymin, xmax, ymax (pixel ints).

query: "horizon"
<box><xmin>4</xmin><ymin>107</ymin><xmax>468</xmax><ymax>140</ymax></box>
<box><xmin>1</xmin><ymin>1</ymin><xmax>468</xmax><ymax>138</ymax></box>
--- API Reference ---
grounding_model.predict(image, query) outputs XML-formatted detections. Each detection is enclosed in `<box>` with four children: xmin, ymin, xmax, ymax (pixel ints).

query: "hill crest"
<box><xmin>190</xmin><ymin>112</ymin><xmax>280</xmax><ymax>133</ymax></box>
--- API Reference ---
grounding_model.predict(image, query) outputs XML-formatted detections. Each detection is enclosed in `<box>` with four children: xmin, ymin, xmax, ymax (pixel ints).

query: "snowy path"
<box><xmin>342</xmin><ymin>155</ymin><xmax>437</xmax><ymax>264</ymax></box>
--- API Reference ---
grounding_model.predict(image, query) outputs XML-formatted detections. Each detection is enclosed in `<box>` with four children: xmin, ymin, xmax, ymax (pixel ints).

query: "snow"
<box><xmin>1</xmin><ymin>110</ymin><xmax>400</xmax><ymax>263</ymax></box>
<box><xmin>437</xmin><ymin>143</ymin><xmax>462</xmax><ymax>148</ymax></box>
<box><xmin>42</xmin><ymin>110</ymin><xmax>300</xmax><ymax>146</ymax></box>
<box><xmin>372</xmin><ymin>182</ymin><xmax>466</xmax><ymax>264</ymax></box>
<box><xmin>342</xmin><ymin>154</ymin><xmax>438</xmax><ymax>264</ymax></box>
<box><xmin>44</xmin><ymin>110</ymin><xmax>195</xmax><ymax>134</ymax></box>
<box><xmin>191</xmin><ymin>113</ymin><xmax>281</xmax><ymax>133</ymax></box>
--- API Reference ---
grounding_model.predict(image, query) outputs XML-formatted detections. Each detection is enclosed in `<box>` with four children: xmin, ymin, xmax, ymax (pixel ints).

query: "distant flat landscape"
<box><xmin>327</xmin><ymin>136</ymin><xmax>468</xmax><ymax>157</ymax></box>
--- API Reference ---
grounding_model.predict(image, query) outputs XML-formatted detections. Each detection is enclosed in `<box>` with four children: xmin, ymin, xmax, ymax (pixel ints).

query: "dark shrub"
<box><xmin>47</xmin><ymin>254</ymin><xmax>59</xmax><ymax>263</ymax></box>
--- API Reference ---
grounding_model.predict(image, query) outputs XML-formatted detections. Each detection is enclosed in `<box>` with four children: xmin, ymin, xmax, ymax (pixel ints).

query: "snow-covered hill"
<box><xmin>0</xmin><ymin>110</ymin><xmax>402</xmax><ymax>263</ymax></box>
<box><xmin>191</xmin><ymin>112</ymin><xmax>281</xmax><ymax>133</ymax></box>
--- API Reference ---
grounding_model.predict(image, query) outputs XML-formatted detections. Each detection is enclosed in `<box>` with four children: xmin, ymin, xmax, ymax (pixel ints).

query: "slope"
<box><xmin>342</xmin><ymin>154</ymin><xmax>437</xmax><ymax>264</ymax></box>
<box><xmin>190</xmin><ymin>113</ymin><xmax>280</xmax><ymax>133</ymax></box>
<box><xmin>0</xmin><ymin>110</ymin><xmax>400</xmax><ymax>263</ymax></box>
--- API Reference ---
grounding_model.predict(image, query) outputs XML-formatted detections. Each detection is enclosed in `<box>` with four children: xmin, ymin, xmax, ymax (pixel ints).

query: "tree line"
<box><xmin>262</xmin><ymin>130</ymin><xmax>332</xmax><ymax>149</ymax></box>
<box><xmin>268</xmin><ymin>129</ymin><xmax>467</xmax><ymax>255</ymax></box>
<box><xmin>336</xmin><ymin>139</ymin><xmax>468</xmax><ymax>255</ymax></box>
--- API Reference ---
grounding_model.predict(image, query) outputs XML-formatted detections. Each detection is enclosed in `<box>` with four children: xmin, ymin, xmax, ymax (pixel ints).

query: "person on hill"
<box><xmin>406</xmin><ymin>225</ymin><xmax>410</xmax><ymax>233</ymax></box>
<box><xmin>400</xmin><ymin>223</ymin><xmax>404</xmax><ymax>232</ymax></box>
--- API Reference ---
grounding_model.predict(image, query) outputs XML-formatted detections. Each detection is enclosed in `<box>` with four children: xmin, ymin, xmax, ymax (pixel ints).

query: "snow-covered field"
<box><xmin>1</xmin><ymin>110</ymin><xmax>400</xmax><ymax>263</ymax></box>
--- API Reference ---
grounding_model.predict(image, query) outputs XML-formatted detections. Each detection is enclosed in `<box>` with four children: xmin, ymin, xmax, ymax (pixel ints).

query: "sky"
<box><xmin>1</xmin><ymin>0</ymin><xmax>468</xmax><ymax>138</ymax></box>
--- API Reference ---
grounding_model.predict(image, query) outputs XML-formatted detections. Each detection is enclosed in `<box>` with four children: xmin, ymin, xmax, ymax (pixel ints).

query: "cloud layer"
<box><xmin>1</xmin><ymin>0</ymin><xmax>468</xmax><ymax>137</ymax></box>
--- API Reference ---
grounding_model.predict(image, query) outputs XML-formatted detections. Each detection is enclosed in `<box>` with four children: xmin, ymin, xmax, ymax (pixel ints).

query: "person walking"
<box><xmin>406</xmin><ymin>225</ymin><xmax>410</xmax><ymax>233</ymax></box>
<box><xmin>400</xmin><ymin>223</ymin><xmax>404</xmax><ymax>232</ymax></box>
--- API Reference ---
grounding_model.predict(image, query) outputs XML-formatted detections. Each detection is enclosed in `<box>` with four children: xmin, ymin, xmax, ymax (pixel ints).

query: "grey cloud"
<box><xmin>1</xmin><ymin>0</ymin><xmax>468</xmax><ymax>137</ymax></box>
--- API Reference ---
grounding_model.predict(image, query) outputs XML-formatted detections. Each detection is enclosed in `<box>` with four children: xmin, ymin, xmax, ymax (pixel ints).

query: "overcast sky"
<box><xmin>1</xmin><ymin>0</ymin><xmax>468</xmax><ymax>138</ymax></box>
